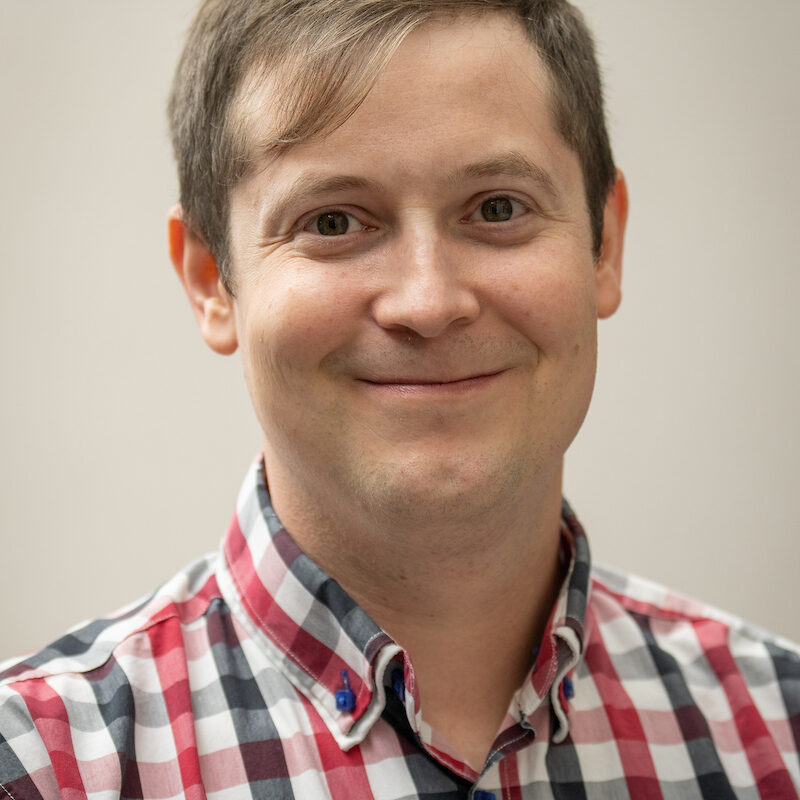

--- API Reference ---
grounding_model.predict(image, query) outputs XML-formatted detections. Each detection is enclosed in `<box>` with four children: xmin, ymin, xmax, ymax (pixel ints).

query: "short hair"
<box><xmin>168</xmin><ymin>0</ymin><xmax>616</xmax><ymax>293</ymax></box>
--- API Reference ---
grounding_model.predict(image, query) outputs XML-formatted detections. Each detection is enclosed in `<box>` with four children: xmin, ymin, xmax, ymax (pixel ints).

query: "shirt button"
<box><xmin>473</xmin><ymin>792</ymin><xmax>496</xmax><ymax>800</ymax></box>
<box><xmin>335</xmin><ymin>669</ymin><xmax>356</xmax><ymax>712</ymax></box>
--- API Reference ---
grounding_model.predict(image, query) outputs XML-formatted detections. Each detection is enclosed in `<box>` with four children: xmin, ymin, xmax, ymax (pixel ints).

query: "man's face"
<box><xmin>219</xmin><ymin>13</ymin><xmax>623</xmax><ymax>523</ymax></box>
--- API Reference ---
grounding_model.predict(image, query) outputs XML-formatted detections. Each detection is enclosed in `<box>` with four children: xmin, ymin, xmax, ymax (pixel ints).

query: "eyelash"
<box><xmin>463</xmin><ymin>194</ymin><xmax>531</xmax><ymax>224</ymax></box>
<box><xmin>301</xmin><ymin>209</ymin><xmax>369</xmax><ymax>236</ymax></box>
<box><xmin>296</xmin><ymin>193</ymin><xmax>534</xmax><ymax>242</ymax></box>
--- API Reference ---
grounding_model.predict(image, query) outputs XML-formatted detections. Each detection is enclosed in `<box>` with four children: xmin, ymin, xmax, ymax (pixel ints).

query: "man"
<box><xmin>1</xmin><ymin>0</ymin><xmax>798</xmax><ymax>797</ymax></box>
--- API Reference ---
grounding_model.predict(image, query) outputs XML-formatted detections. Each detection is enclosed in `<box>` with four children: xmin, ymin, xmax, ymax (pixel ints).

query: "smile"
<box><xmin>359</xmin><ymin>370</ymin><xmax>507</xmax><ymax>396</ymax></box>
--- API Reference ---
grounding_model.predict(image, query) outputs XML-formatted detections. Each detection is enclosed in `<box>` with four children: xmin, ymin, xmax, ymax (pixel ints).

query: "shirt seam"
<box><xmin>1</xmin><ymin>598</ymin><xmax>222</xmax><ymax>686</ymax></box>
<box><xmin>222</xmin><ymin>534</ymin><xmax>373</xmax><ymax>705</ymax></box>
<box><xmin>0</xmin><ymin>780</ymin><xmax>16</xmax><ymax>799</ymax></box>
<box><xmin>223</xmin><ymin>536</ymin><xmax>330</xmax><ymax>688</ymax></box>
<box><xmin>487</xmin><ymin>726</ymin><xmax>529</xmax><ymax>766</ymax></box>
<box><xmin>591</xmin><ymin>579</ymin><xmax>786</xmax><ymax>644</ymax></box>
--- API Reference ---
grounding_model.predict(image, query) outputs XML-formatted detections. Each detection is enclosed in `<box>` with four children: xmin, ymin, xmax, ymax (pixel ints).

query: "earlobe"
<box><xmin>595</xmin><ymin>169</ymin><xmax>629</xmax><ymax>320</ymax></box>
<box><xmin>167</xmin><ymin>205</ymin><xmax>238</xmax><ymax>355</ymax></box>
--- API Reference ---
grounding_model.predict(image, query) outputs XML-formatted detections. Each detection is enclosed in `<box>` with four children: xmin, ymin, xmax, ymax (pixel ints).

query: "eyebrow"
<box><xmin>263</xmin><ymin>173</ymin><xmax>382</xmax><ymax>226</ymax></box>
<box><xmin>450</xmin><ymin>151</ymin><xmax>559</xmax><ymax>198</ymax></box>
<box><xmin>262</xmin><ymin>150</ymin><xmax>558</xmax><ymax>224</ymax></box>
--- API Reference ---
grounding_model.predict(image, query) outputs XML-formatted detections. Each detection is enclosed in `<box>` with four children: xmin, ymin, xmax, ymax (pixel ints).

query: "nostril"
<box><xmin>372</xmin><ymin>286</ymin><xmax>480</xmax><ymax>339</ymax></box>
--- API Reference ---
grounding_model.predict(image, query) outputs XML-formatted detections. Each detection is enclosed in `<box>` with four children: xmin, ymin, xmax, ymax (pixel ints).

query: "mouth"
<box><xmin>358</xmin><ymin>369</ymin><xmax>508</xmax><ymax>395</ymax></box>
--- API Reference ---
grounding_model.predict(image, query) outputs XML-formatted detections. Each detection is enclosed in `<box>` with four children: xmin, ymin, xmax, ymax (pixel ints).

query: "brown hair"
<box><xmin>168</xmin><ymin>0</ymin><xmax>615</xmax><ymax>292</ymax></box>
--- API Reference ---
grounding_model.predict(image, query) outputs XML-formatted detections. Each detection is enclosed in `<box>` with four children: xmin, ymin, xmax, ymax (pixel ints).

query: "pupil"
<box><xmin>317</xmin><ymin>212</ymin><xmax>349</xmax><ymax>236</ymax></box>
<box><xmin>482</xmin><ymin>197</ymin><xmax>513</xmax><ymax>222</ymax></box>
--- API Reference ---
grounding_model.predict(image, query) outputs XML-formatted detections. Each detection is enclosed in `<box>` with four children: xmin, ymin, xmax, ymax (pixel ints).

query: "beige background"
<box><xmin>1</xmin><ymin>1</ymin><xmax>798</xmax><ymax>660</ymax></box>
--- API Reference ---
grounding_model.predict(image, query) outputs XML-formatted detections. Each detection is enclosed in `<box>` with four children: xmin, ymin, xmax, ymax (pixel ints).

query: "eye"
<box><xmin>482</xmin><ymin>197</ymin><xmax>513</xmax><ymax>221</ymax></box>
<box><xmin>312</xmin><ymin>210</ymin><xmax>365</xmax><ymax>236</ymax></box>
<box><xmin>470</xmin><ymin>196</ymin><xmax>528</xmax><ymax>223</ymax></box>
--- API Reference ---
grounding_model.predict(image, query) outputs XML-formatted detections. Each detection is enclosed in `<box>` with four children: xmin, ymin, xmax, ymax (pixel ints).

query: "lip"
<box><xmin>358</xmin><ymin>369</ymin><xmax>508</xmax><ymax>396</ymax></box>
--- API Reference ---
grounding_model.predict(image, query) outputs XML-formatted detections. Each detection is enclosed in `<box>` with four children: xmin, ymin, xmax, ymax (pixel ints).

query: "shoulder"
<box><xmin>587</xmin><ymin>562</ymin><xmax>800</xmax><ymax>714</ymax></box>
<box><xmin>1</xmin><ymin>552</ymin><xmax>222</xmax><ymax>683</ymax></box>
<box><xmin>0</xmin><ymin>553</ymin><xmax>223</xmax><ymax>796</ymax></box>
<box><xmin>590</xmin><ymin>561</ymin><xmax>799</xmax><ymax>652</ymax></box>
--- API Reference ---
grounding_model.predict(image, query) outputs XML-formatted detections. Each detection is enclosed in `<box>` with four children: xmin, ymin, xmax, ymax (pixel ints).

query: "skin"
<box><xmin>170</xmin><ymin>12</ymin><xmax>627</xmax><ymax>770</ymax></box>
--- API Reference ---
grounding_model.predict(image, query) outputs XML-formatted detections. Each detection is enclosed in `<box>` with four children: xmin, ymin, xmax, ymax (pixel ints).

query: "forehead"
<box><xmin>232</xmin><ymin>11</ymin><xmax>560</xmax><ymax>173</ymax></box>
<box><xmin>227</xmin><ymin>12</ymin><xmax>592</xmax><ymax>283</ymax></box>
<box><xmin>230</xmin><ymin>13</ymin><xmax>583</xmax><ymax>222</ymax></box>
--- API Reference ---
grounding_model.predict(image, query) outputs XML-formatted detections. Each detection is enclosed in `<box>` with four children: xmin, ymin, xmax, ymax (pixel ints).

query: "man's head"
<box><xmin>168</xmin><ymin>0</ymin><xmax>616</xmax><ymax>294</ymax></box>
<box><xmin>168</xmin><ymin>3</ymin><xmax>627</xmax><ymax>534</ymax></box>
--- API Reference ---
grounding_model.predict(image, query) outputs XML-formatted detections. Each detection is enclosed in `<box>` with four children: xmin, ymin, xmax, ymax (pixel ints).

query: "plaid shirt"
<box><xmin>1</xmin><ymin>457</ymin><xmax>798</xmax><ymax>799</ymax></box>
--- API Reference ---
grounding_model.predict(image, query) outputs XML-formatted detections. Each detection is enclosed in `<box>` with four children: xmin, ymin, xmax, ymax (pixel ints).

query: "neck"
<box><xmin>265</xmin><ymin>455</ymin><xmax>566</xmax><ymax>770</ymax></box>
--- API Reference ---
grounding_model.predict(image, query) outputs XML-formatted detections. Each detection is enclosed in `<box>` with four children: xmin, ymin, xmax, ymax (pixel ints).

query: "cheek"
<box><xmin>236</xmin><ymin>273</ymin><xmax>363</xmax><ymax>395</ymax></box>
<box><xmin>494</xmin><ymin>252</ymin><xmax>598</xmax><ymax>354</ymax></box>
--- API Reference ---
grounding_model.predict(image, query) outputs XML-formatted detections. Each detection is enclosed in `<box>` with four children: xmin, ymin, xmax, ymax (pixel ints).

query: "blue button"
<box><xmin>474</xmin><ymin>791</ymin><xmax>496</xmax><ymax>800</ymax></box>
<box><xmin>562</xmin><ymin>675</ymin><xmax>575</xmax><ymax>700</ymax></box>
<box><xmin>335</xmin><ymin>669</ymin><xmax>356</xmax><ymax>712</ymax></box>
<box><xmin>335</xmin><ymin>688</ymin><xmax>355</xmax><ymax>711</ymax></box>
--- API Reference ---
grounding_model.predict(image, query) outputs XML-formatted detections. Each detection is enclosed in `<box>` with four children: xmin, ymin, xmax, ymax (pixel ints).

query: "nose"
<box><xmin>371</xmin><ymin>233</ymin><xmax>480</xmax><ymax>339</ymax></box>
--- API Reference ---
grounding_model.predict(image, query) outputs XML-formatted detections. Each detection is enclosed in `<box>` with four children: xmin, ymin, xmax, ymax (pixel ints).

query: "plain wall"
<box><xmin>1</xmin><ymin>0</ymin><xmax>798</xmax><ymax>660</ymax></box>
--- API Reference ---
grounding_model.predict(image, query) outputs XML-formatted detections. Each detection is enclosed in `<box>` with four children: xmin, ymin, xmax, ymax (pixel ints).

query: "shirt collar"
<box><xmin>216</xmin><ymin>456</ymin><xmax>399</xmax><ymax>750</ymax></box>
<box><xmin>518</xmin><ymin>499</ymin><xmax>590</xmax><ymax>742</ymax></box>
<box><xmin>217</xmin><ymin>457</ymin><xmax>592</xmax><ymax>749</ymax></box>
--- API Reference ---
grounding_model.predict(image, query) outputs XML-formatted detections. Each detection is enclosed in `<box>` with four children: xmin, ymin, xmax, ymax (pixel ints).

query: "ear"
<box><xmin>595</xmin><ymin>169</ymin><xmax>629</xmax><ymax>320</ymax></box>
<box><xmin>168</xmin><ymin>205</ymin><xmax>238</xmax><ymax>355</ymax></box>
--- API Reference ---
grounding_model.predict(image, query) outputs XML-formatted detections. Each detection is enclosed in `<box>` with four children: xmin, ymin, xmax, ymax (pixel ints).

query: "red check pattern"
<box><xmin>1</xmin><ymin>456</ymin><xmax>799</xmax><ymax>798</ymax></box>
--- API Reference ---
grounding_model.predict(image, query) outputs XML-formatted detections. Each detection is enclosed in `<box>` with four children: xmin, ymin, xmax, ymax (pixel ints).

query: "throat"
<box><xmin>416</xmin><ymin>672</ymin><xmax>520</xmax><ymax>772</ymax></box>
<box><xmin>368</xmin><ymin>521</ymin><xmax>566</xmax><ymax>773</ymax></box>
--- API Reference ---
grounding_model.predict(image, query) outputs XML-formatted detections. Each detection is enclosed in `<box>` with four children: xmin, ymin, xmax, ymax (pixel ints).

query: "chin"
<box><xmin>348</xmin><ymin>442</ymin><xmax>542</xmax><ymax>525</ymax></box>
